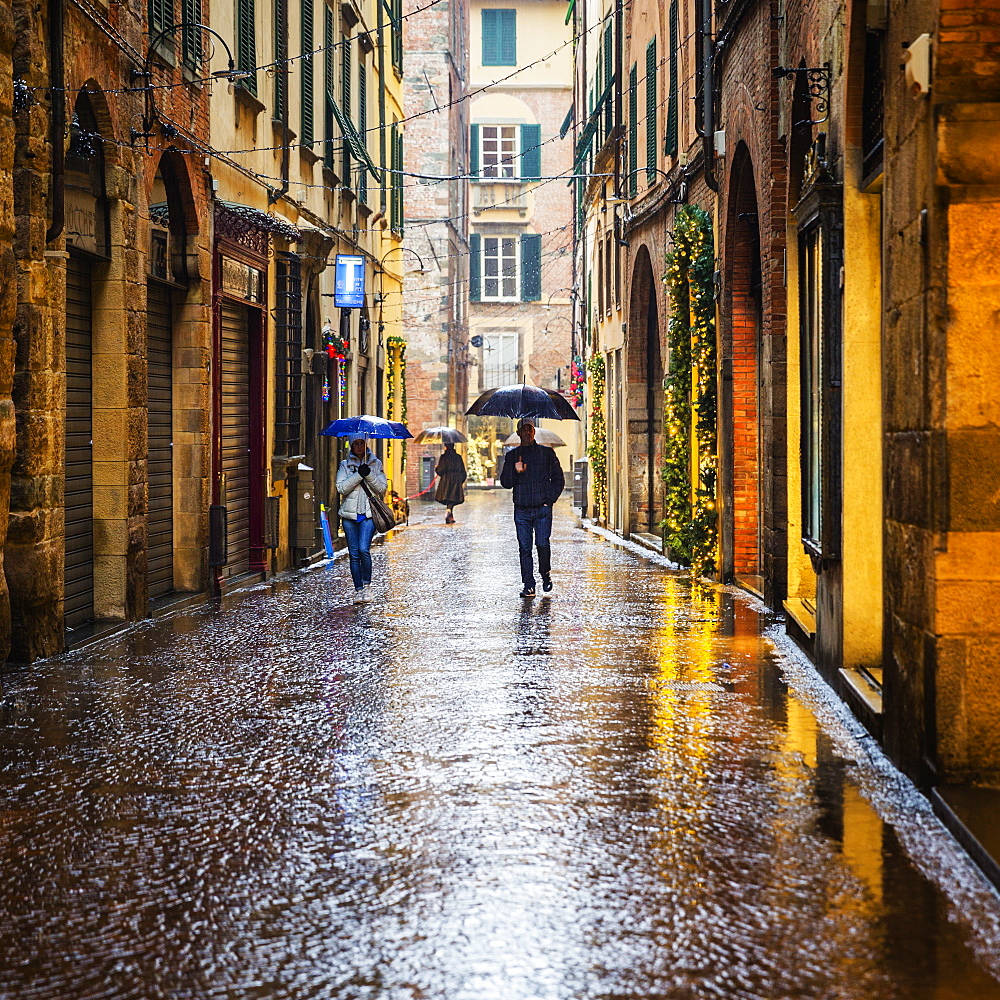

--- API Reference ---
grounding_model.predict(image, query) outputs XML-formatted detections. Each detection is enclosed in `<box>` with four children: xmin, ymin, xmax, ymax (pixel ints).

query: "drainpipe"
<box><xmin>46</xmin><ymin>0</ymin><xmax>65</xmax><ymax>243</ymax></box>
<box><xmin>701</xmin><ymin>0</ymin><xmax>719</xmax><ymax>192</ymax></box>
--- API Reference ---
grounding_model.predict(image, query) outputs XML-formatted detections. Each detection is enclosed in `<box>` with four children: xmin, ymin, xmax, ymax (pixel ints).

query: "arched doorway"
<box><xmin>626</xmin><ymin>245</ymin><xmax>663</xmax><ymax>535</ymax></box>
<box><xmin>723</xmin><ymin>143</ymin><xmax>763</xmax><ymax>589</ymax></box>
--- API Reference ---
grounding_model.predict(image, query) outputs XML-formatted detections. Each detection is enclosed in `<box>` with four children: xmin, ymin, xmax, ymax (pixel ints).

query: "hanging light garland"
<box><xmin>586</xmin><ymin>352</ymin><xmax>608</xmax><ymax>521</ymax></box>
<box><xmin>386</xmin><ymin>335</ymin><xmax>408</xmax><ymax>476</ymax></box>
<box><xmin>661</xmin><ymin>204</ymin><xmax>718</xmax><ymax>577</ymax></box>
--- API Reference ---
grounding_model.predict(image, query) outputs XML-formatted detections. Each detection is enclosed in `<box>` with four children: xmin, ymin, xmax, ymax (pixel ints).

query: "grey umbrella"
<box><xmin>503</xmin><ymin>429</ymin><xmax>567</xmax><ymax>447</ymax></box>
<box><xmin>412</xmin><ymin>426</ymin><xmax>468</xmax><ymax>444</ymax></box>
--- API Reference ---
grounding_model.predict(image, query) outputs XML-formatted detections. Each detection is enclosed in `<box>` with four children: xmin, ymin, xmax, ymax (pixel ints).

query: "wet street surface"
<box><xmin>2</xmin><ymin>490</ymin><xmax>1000</xmax><ymax>1000</ymax></box>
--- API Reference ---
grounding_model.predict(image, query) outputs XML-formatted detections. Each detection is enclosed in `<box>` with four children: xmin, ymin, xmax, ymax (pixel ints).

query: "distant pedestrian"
<box><xmin>435</xmin><ymin>442</ymin><xmax>467</xmax><ymax>523</ymax></box>
<box><xmin>336</xmin><ymin>434</ymin><xmax>388</xmax><ymax>603</ymax></box>
<box><xmin>499</xmin><ymin>419</ymin><xmax>565</xmax><ymax>598</ymax></box>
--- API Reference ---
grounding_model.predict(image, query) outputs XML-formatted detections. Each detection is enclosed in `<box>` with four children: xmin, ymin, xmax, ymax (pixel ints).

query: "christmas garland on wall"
<box><xmin>661</xmin><ymin>205</ymin><xmax>718</xmax><ymax>577</ymax></box>
<box><xmin>586</xmin><ymin>352</ymin><xmax>608</xmax><ymax>521</ymax></box>
<box><xmin>386</xmin><ymin>335</ymin><xmax>408</xmax><ymax>475</ymax></box>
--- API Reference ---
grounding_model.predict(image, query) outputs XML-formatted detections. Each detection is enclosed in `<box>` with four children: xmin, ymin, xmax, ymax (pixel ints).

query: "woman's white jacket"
<box><xmin>336</xmin><ymin>448</ymin><xmax>388</xmax><ymax>521</ymax></box>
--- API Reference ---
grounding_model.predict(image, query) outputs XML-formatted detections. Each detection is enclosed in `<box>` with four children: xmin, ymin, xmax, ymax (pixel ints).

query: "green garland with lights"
<box><xmin>661</xmin><ymin>205</ymin><xmax>718</xmax><ymax>576</ymax></box>
<box><xmin>386</xmin><ymin>336</ymin><xmax>408</xmax><ymax>474</ymax></box>
<box><xmin>586</xmin><ymin>352</ymin><xmax>608</xmax><ymax>521</ymax></box>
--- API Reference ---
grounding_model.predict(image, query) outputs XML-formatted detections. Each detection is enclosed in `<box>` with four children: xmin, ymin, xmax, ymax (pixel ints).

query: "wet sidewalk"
<box><xmin>2</xmin><ymin>490</ymin><xmax>1000</xmax><ymax>1000</ymax></box>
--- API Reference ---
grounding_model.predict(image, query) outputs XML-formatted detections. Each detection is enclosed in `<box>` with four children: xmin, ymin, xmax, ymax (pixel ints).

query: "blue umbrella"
<box><xmin>319</xmin><ymin>414</ymin><xmax>412</xmax><ymax>439</ymax></box>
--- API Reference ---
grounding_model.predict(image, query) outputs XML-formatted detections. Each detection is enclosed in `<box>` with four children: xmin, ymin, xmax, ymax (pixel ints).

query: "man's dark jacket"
<box><xmin>500</xmin><ymin>442</ymin><xmax>565</xmax><ymax>507</ymax></box>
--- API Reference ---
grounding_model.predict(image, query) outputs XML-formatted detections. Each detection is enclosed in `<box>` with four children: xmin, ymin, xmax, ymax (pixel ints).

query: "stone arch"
<box><xmin>625</xmin><ymin>241</ymin><xmax>663</xmax><ymax>535</ymax></box>
<box><xmin>722</xmin><ymin>140</ymin><xmax>762</xmax><ymax>587</ymax></box>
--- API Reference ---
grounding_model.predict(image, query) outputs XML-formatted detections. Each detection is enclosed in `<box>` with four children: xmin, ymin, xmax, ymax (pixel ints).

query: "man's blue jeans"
<box><xmin>514</xmin><ymin>504</ymin><xmax>552</xmax><ymax>590</ymax></box>
<box><xmin>342</xmin><ymin>515</ymin><xmax>376</xmax><ymax>590</ymax></box>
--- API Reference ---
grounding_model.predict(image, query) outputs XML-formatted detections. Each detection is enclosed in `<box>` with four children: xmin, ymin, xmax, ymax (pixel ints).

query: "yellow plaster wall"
<box><xmin>840</xmin><ymin>184</ymin><xmax>884</xmax><ymax>668</ymax></box>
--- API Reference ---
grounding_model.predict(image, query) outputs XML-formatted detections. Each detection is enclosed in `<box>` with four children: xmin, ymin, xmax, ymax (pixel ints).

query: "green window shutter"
<box><xmin>603</xmin><ymin>24</ymin><xmax>613</xmax><ymax>89</ymax></box>
<box><xmin>520</xmin><ymin>123</ymin><xmax>541</xmax><ymax>180</ymax></box>
<box><xmin>323</xmin><ymin>5</ymin><xmax>334</xmax><ymax>166</ymax></box>
<box><xmin>666</xmin><ymin>2</ymin><xmax>678</xmax><ymax>156</ymax></box>
<box><xmin>181</xmin><ymin>0</ymin><xmax>202</xmax><ymax>67</ymax></box>
<box><xmin>520</xmin><ymin>233</ymin><xmax>542</xmax><ymax>302</ymax></box>
<box><xmin>301</xmin><ymin>0</ymin><xmax>314</xmax><ymax>145</ymax></box>
<box><xmin>392</xmin><ymin>0</ymin><xmax>403</xmax><ymax>72</ymax></box>
<box><xmin>395</xmin><ymin>129</ymin><xmax>404</xmax><ymax>234</ymax></box>
<box><xmin>342</xmin><ymin>37</ymin><xmax>352</xmax><ymax>181</ymax></box>
<box><xmin>149</xmin><ymin>0</ymin><xmax>173</xmax><ymax>36</ymax></box>
<box><xmin>469</xmin><ymin>234</ymin><xmax>481</xmax><ymax>301</ymax></box>
<box><xmin>628</xmin><ymin>63</ymin><xmax>637</xmax><ymax>197</ymax></box>
<box><xmin>237</xmin><ymin>0</ymin><xmax>257</xmax><ymax>95</ymax></box>
<box><xmin>358</xmin><ymin>56</ymin><xmax>367</xmax><ymax>203</ymax></box>
<box><xmin>390</xmin><ymin>124</ymin><xmax>403</xmax><ymax>234</ymax></box>
<box><xmin>645</xmin><ymin>37</ymin><xmax>657</xmax><ymax>182</ymax></box>
<box><xmin>482</xmin><ymin>9</ymin><xmax>516</xmax><ymax>66</ymax></box>
<box><xmin>470</xmin><ymin>123</ymin><xmax>480</xmax><ymax>178</ymax></box>
<box><xmin>274</xmin><ymin>0</ymin><xmax>288</xmax><ymax>118</ymax></box>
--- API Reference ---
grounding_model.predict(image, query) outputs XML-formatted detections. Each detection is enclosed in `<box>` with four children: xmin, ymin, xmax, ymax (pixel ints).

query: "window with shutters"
<box><xmin>323</xmin><ymin>5</ymin><xmax>335</xmax><ymax>169</ymax></box>
<box><xmin>341</xmin><ymin>35</ymin><xmax>352</xmax><ymax>183</ymax></box>
<box><xmin>628</xmin><ymin>63</ymin><xmax>637</xmax><ymax>197</ymax></box>
<box><xmin>181</xmin><ymin>0</ymin><xmax>203</xmax><ymax>67</ymax></box>
<box><xmin>301</xmin><ymin>0</ymin><xmax>314</xmax><ymax>145</ymax></box>
<box><xmin>149</xmin><ymin>0</ymin><xmax>173</xmax><ymax>38</ymax></box>
<box><xmin>596</xmin><ymin>237</ymin><xmax>604</xmax><ymax>315</ymax></box>
<box><xmin>645</xmin><ymin>37</ymin><xmax>657</xmax><ymax>183</ymax></box>
<box><xmin>605</xmin><ymin>232</ymin><xmax>613</xmax><ymax>313</ymax></box>
<box><xmin>666</xmin><ymin>2</ymin><xmax>678</xmax><ymax>157</ymax></box>
<box><xmin>274</xmin><ymin>0</ymin><xmax>288</xmax><ymax>120</ymax></box>
<box><xmin>236</xmin><ymin>0</ymin><xmax>258</xmax><ymax>95</ymax></box>
<box><xmin>481</xmin><ymin>331</ymin><xmax>519</xmax><ymax>386</ymax></box>
<box><xmin>481</xmin><ymin>125</ymin><xmax>518</xmax><ymax>179</ymax></box>
<box><xmin>390</xmin><ymin>121</ymin><xmax>403</xmax><ymax>234</ymax></box>
<box><xmin>603</xmin><ymin>23</ymin><xmax>614</xmax><ymax>136</ymax></box>
<box><xmin>357</xmin><ymin>52</ymin><xmax>368</xmax><ymax>203</ymax></box>
<box><xmin>392</xmin><ymin>0</ymin><xmax>403</xmax><ymax>73</ymax></box>
<box><xmin>482</xmin><ymin>9</ymin><xmax>516</xmax><ymax>66</ymax></box>
<box><xmin>482</xmin><ymin>237</ymin><xmax>519</xmax><ymax>300</ymax></box>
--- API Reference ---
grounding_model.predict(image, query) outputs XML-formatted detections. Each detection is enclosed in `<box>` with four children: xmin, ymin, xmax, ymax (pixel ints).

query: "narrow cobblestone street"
<box><xmin>2</xmin><ymin>490</ymin><xmax>1000</xmax><ymax>1000</ymax></box>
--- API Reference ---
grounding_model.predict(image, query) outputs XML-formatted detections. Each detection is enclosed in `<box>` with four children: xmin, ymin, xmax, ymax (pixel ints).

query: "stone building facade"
<box><xmin>575</xmin><ymin>0</ymin><xmax>1000</xmax><ymax>879</ymax></box>
<box><xmin>1</xmin><ymin>0</ymin><xmax>406</xmax><ymax>665</ymax></box>
<box><xmin>402</xmin><ymin>0</ymin><xmax>470</xmax><ymax>498</ymax></box>
<box><xmin>467</xmin><ymin>0</ymin><xmax>579</xmax><ymax>481</ymax></box>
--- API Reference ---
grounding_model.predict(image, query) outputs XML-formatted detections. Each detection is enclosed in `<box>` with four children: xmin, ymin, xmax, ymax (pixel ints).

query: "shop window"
<box><xmin>275</xmin><ymin>253</ymin><xmax>304</xmax><ymax>460</ymax></box>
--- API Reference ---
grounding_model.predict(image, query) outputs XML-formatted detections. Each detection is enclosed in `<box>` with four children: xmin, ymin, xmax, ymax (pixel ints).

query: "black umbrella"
<box><xmin>466</xmin><ymin>383</ymin><xmax>580</xmax><ymax>421</ymax></box>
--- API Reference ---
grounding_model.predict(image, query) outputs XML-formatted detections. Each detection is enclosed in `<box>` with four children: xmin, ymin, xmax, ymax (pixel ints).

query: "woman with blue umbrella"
<box><xmin>323</xmin><ymin>415</ymin><xmax>411</xmax><ymax>604</ymax></box>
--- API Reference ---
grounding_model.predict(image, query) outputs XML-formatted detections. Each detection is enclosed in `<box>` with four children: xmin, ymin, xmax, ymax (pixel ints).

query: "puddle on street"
<box><xmin>1</xmin><ymin>491</ymin><xmax>999</xmax><ymax>1000</ymax></box>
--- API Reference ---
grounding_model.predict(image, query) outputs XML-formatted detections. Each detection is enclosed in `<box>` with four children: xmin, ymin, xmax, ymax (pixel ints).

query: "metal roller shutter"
<box><xmin>147</xmin><ymin>281</ymin><xmax>173</xmax><ymax>598</ymax></box>
<box><xmin>65</xmin><ymin>255</ymin><xmax>94</xmax><ymax>629</ymax></box>
<box><xmin>220</xmin><ymin>300</ymin><xmax>251</xmax><ymax>576</ymax></box>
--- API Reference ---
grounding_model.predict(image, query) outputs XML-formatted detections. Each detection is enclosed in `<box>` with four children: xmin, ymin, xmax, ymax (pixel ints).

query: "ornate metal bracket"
<box><xmin>772</xmin><ymin>63</ymin><xmax>831</xmax><ymax>125</ymax></box>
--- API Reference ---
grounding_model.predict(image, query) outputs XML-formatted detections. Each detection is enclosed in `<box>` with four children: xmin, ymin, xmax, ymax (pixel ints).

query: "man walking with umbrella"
<box><xmin>500</xmin><ymin>419</ymin><xmax>564</xmax><ymax>598</ymax></box>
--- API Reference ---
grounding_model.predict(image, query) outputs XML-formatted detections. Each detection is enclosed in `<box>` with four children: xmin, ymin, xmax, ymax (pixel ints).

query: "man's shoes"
<box><xmin>519</xmin><ymin>588</ymin><xmax>536</xmax><ymax>599</ymax></box>
<box><xmin>542</xmin><ymin>576</ymin><xmax>553</xmax><ymax>592</ymax></box>
<box><xmin>354</xmin><ymin>589</ymin><xmax>366</xmax><ymax>604</ymax></box>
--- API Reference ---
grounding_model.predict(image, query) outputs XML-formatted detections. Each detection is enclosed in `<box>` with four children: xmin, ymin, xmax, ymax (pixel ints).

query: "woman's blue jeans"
<box><xmin>342</xmin><ymin>515</ymin><xmax>375</xmax><ymax>589</ymax></box>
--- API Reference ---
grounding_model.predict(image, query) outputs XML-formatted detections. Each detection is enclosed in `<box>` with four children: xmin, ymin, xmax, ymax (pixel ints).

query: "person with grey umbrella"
<box><xmin>499</xmin><ymin>418</ymin><xmax>565</xmax><ymax>598</ymax></box>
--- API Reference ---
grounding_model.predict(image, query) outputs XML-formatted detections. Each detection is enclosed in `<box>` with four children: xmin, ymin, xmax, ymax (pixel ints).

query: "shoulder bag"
<box><xmin>359</xmin><ymin>476</ymin><xmax>396</xmax><ymax>534</ymax></box>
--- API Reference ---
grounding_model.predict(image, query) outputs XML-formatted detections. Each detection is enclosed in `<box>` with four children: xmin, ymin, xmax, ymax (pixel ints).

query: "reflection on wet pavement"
<box><xmin>2</xmin><ymin>490</ymin><xmax>1000</xmax><ymax>1000</ymax></box>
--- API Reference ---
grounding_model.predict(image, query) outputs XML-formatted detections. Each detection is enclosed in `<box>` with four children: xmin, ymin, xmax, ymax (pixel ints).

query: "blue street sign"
<box><xmin>334</xmin><ymin>254</ymin><xmax>366</xmax><ymax>308</ymax></box>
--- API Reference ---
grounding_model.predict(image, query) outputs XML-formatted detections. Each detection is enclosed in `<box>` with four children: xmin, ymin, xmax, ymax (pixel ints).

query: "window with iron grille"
<box><xmin>236</xmin><ymin>0</ymin><xmax>257</xmax><ymax>95</ymax></box>
<box><xmin>861</xmin><ymin>30</ymin><xmax>885</xmax><ymax>183</ymax></box>
<box><xmin>301</xmin><ymin>0</ymin><xmax>314</xmax><ymax>145</ymax></box>
<box><xmin>274</xmin><ymin>0</ymin><xmax>288</xmax><ymax>120</ymax></box>
<box><xmin>275</xmin><ymin>254</ymin><xmax>304</xmax><ymax>460</ymax></box>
